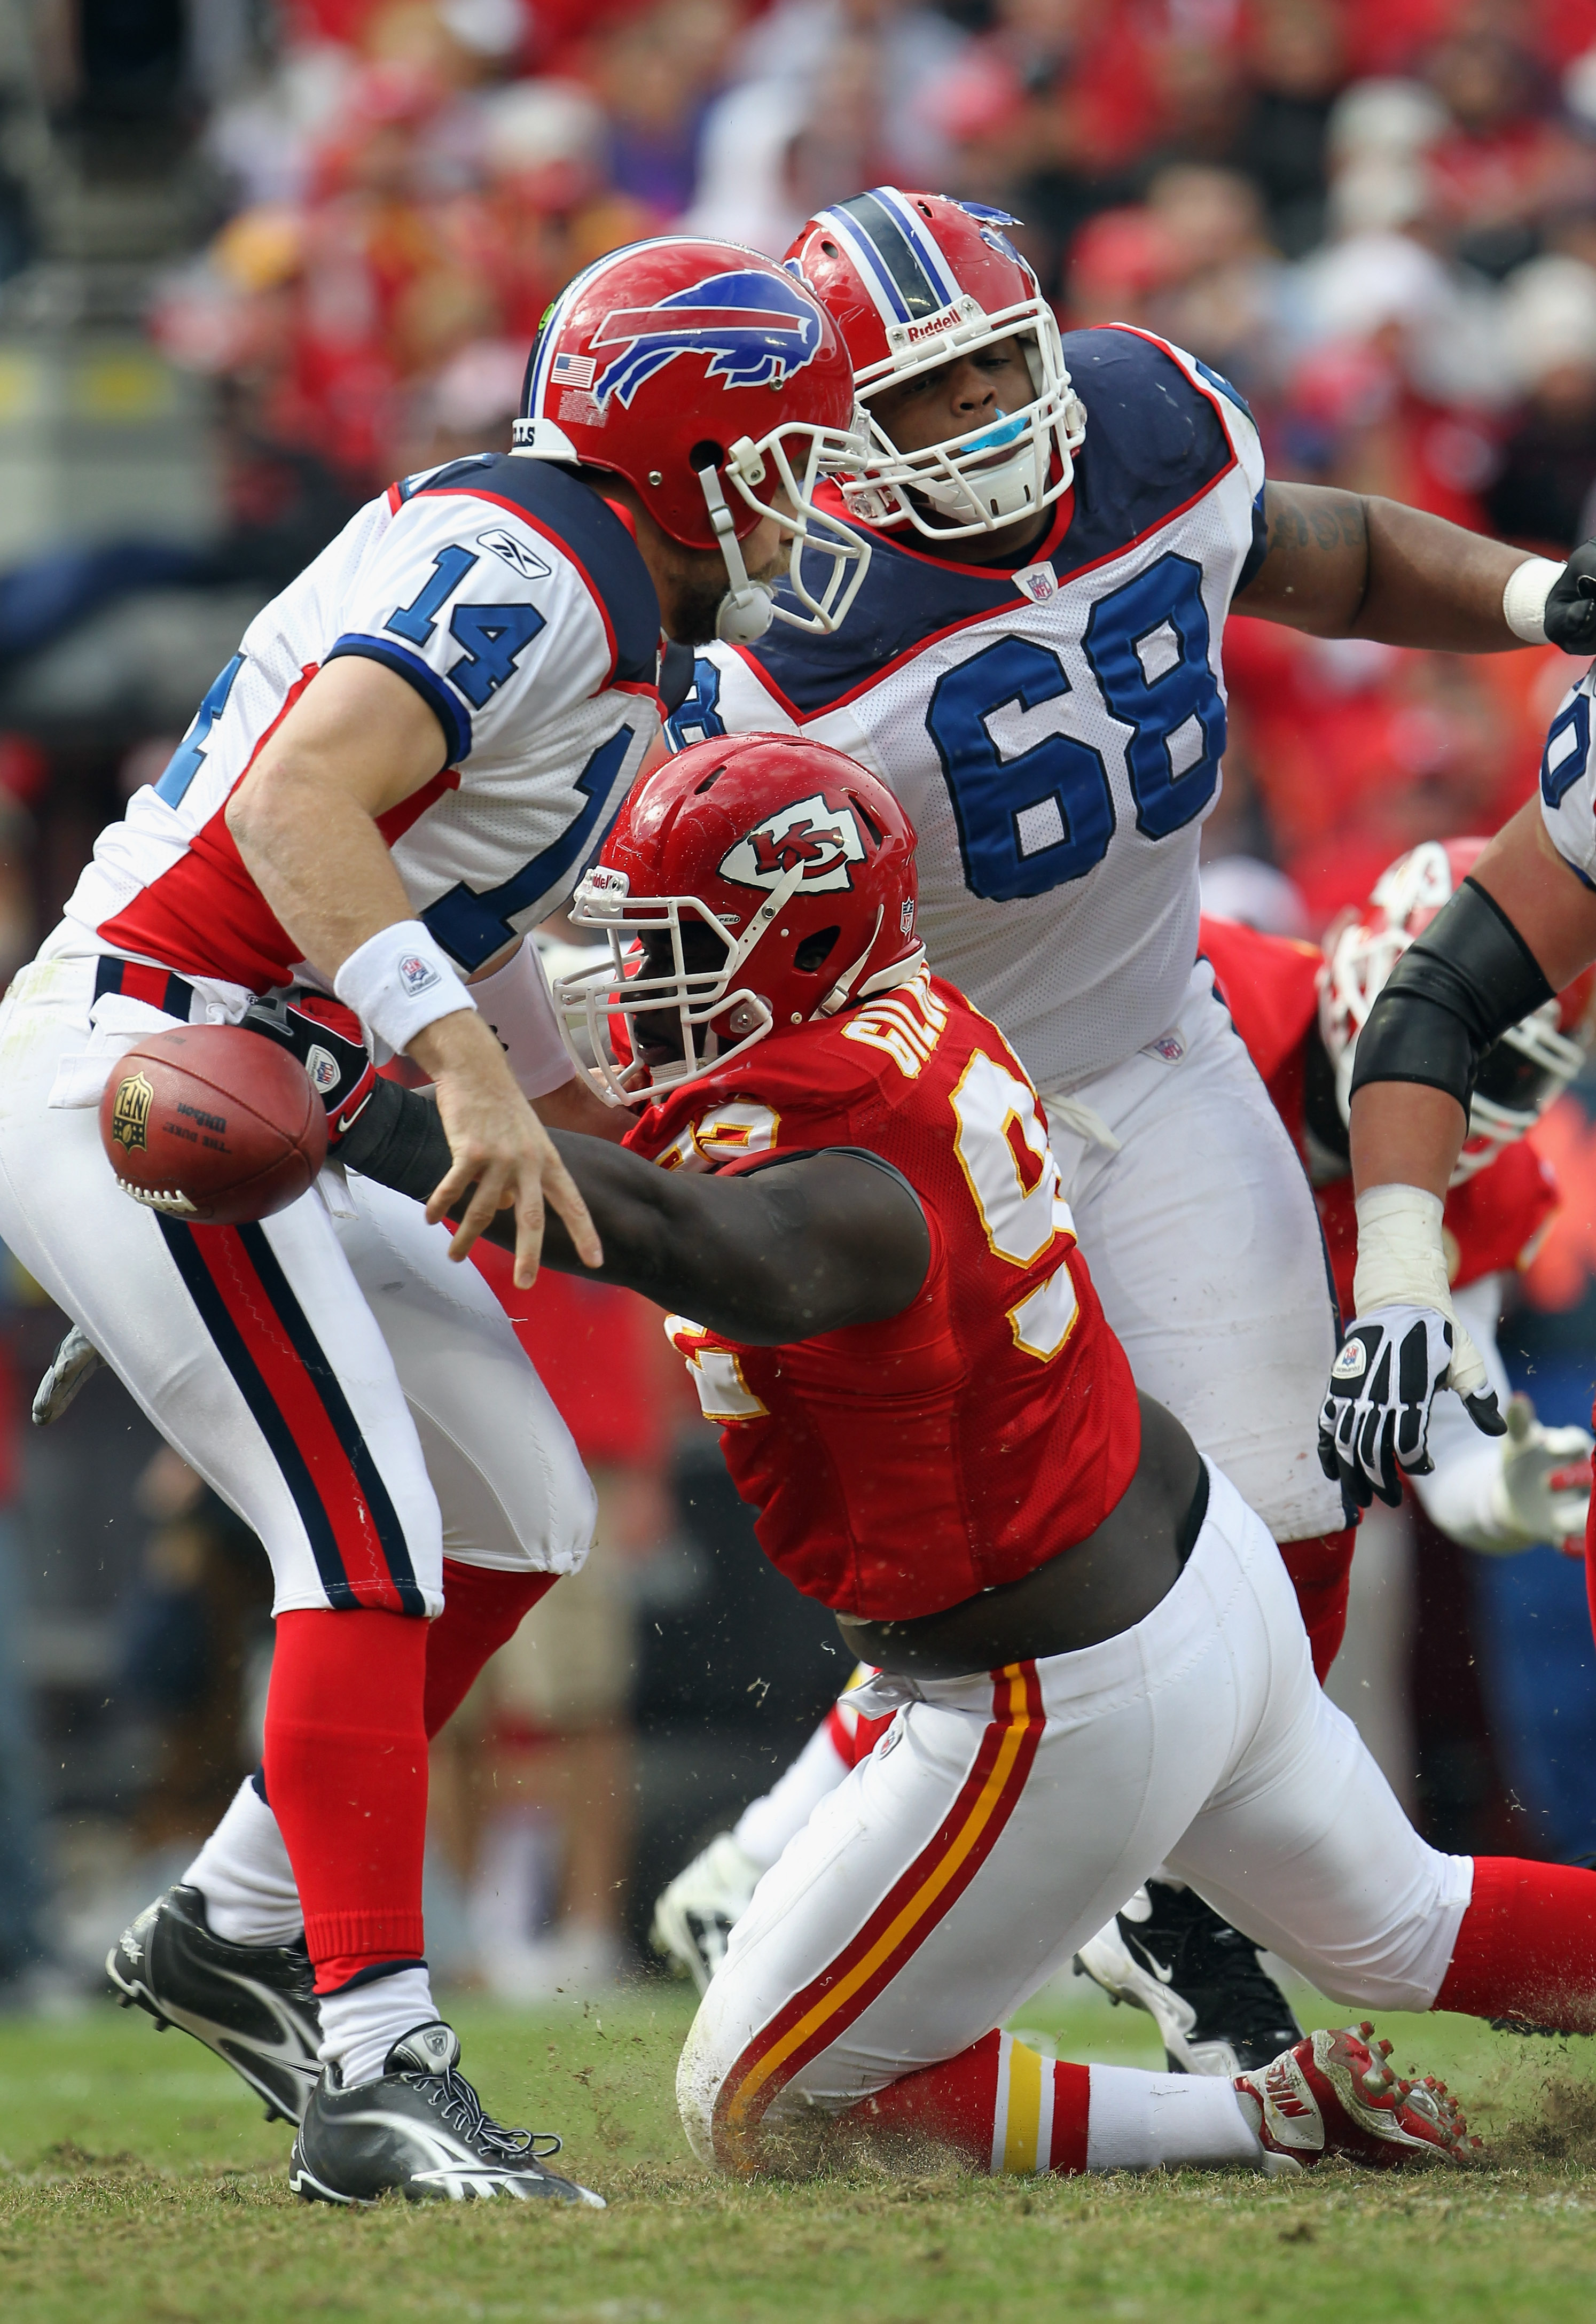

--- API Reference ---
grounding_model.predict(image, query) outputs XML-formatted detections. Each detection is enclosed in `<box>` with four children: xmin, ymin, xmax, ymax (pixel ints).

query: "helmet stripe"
<box><xmin>827</xmin><ymin>190</ymin><xmax>954</xmax><ymax>323</ymax></box>
<box><xmin>866</xmin><ymin>186</ymin><xmax>965</xmax><ymax>309</ymax></box>
<box><xmin>812</xmin><ymin>204</ymin><xmax>916</xmax><ymax>326</ymax></box>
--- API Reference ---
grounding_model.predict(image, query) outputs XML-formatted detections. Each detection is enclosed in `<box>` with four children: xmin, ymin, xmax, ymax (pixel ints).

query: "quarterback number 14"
<box><xmin>927</xmin><ymin>550</ymin><xmax>1226</xmax><ymax>903</ymax></box>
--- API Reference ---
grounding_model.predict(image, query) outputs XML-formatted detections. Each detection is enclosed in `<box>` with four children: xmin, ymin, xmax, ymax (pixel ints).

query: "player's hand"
<box><xmin>32</xmin><ymin>1323</ymin><xmax>104</xmax><ymax>1425</ymax></box>
<box><xmin>1318</xmin><ymin>1304</ymin><xmax>1505</xmax><ymax>1509</ymax></box>
<box><xmin>1490</xmin><ymin>1393</ymin><xmax>1594</xmax><ymax>1554</ymax></box>
<box><xmin>411</xmin><ymin>1009</ymin><xmax>602</xmax><ymax>1286</ymax></box>
<box><xmin>243</xmin><ymin>988</ymin><xmax>378</xmax><ymax>1145</ymax></box>
<box><xmin>1544</xmin><ymin>540</ymin><xmax>1596</xmax><ymax>653</ymax></box>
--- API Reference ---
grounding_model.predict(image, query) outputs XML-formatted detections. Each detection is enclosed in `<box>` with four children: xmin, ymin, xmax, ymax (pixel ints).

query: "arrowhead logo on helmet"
<box><xmin>590</xmin><ymin>270</ymin><xmax>823</xmax><ymax>408</ymax></box>
<box><xmin>719</xmin><ymin>796</ymin><xmax>866</xmax><ymax>893</ymax></box>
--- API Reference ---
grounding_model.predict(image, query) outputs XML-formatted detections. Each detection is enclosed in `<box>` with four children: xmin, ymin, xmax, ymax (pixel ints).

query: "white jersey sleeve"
<box><xmin>326</xmin><ymin>485</ymin><xmax>614</xmax><ymax>768</ymax></box>
<box><xmin>1539</xmin><ymin>666</ymin><xmax>1596</xmax><ymax>886</ymax></box>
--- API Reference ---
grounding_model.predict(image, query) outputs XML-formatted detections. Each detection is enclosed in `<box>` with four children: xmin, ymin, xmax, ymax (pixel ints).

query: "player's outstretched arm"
<box><xmin>339</xmin><ymin>1079</ymin><xmax>932</xmax><ymax>1344</ymax></box>
<box><xmin>1233</xmin><ymin>480</ymin><xmax>1596</xmax><ymax>655</ymax></box>
<box><xmin>225</xmin><ymin>657</ymin><xmax>600</xmax><ymax>1282</ymax></box>
<box><xmin>1320</xmin><ymin>800</ymin><xmax>1596</xmax><ymax>1508</ymax></box>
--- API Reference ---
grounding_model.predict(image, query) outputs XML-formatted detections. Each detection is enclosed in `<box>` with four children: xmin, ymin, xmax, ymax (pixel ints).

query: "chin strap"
<box><xmin>698</xmin><ymin>462</ymin><xmax>776</xmax><ymax>643</ymax></box>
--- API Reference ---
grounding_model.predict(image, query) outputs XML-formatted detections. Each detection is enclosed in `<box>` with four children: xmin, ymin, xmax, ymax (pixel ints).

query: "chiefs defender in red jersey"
<box><xmin>652</xmin><ymin>846</ymin><xmax>1594</xmax><ymax>2064</ymax></box>
<box><xmin>320</xmin><ymin>733</ymin><xmax>1596</xmax><ymax>2182</ymax></box>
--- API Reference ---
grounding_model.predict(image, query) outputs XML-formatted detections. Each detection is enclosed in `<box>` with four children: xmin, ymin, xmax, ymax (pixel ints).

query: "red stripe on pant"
<box><xmin>1278</xmin><ymin>1528</ymin><xmax>1356</xmax><ymax>1683</ymax></box>
<box><xmin>191</xmin><ymin>1226</ymin><xmax>405</xmax><ymax>1609</ymax></box>
<box><xmin>711</xmin><ymin>1662</ymin><xmax>1046</xmax><ymax>2170</ymax></box>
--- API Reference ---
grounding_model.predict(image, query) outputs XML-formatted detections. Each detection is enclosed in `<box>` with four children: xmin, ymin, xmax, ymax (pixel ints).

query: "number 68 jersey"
<box><xmin>666</xmin><ymin>327</ymin><xmax>1265</xmax><ymax>1091</ymax></box>
<box><xmin>55</xmin><ymin>454</ymin><xmax>663</xmax><ymax>995</ymax></box>
<box><xmin>625</xmin><ymin>967</ymin><xmax>1141</xmax><ymax>1623</ymax></box>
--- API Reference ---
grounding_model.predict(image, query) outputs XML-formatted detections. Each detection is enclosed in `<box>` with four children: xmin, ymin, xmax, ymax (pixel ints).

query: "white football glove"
<box><xmin>1318</xmin><ymin>1305</ymin><xmax>1497</xmax><ymax>1509</ymax></box>
<box><xmin>1320</xmin><ymin>1188</ymin><xmax>1506</xmax><ymax>1506</ymax></box>
<box><xmin>32</xmin><ymin>1323</ymin><xmax>104</xmax><ymax>1426</ymax></box>
<box><xmin>1487</xmin><ymin>1393</ymin><xmax>1594</xmax><ymax>1554</ymax></box>
<box><xmin>649</xmin><ymin>1832</ymin><xmax>763</xmax><ymax>1994</ymax></box>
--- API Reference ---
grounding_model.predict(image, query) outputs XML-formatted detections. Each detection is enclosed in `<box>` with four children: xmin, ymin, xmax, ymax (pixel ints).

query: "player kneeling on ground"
<box><xmin>256</xmin><ymin>735</ymin><xmax>1596</xmax><ymax>2180</ymax></box>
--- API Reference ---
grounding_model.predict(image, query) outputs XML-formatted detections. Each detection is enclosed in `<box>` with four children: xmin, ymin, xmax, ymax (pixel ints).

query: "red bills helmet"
<box><xmin>784</xmin><ymin>188</ymin><xmax>1085</xmax><ymax>541</ymax></box>
<box><xmin>515</xmin><ymin>238</ymin><xmax>869</xmax><ymax>640</ymax></box>
<box><xmin>554</xmin><ymin>734</ymin><xmax>922</xmax><ymax>1104</ymax></box>
<box><xmin>1319</xmin><ymin>838</ymin><xmax>1596</xmax><ymax>1182</ymax></box>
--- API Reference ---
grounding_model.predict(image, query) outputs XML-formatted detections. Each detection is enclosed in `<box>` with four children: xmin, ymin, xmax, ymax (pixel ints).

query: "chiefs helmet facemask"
<box><xmin>784</xmin><ymin>188</ymin><xmax>1085</xmax><ymax>542</ymax></box>
<box><xmin>514</xmin><ymin>237</ymin><xmax>871</xmax><ymax>641</ymax></box>
<box><xmin>554</xmin><ymin>734</ymin><xmax>922</xmax><ymax>1105</ymax></box>
<box><xmin>1319</xmin><ymin>837</ymin><xmax>1596</xmax><ymax>1183</ymax></box>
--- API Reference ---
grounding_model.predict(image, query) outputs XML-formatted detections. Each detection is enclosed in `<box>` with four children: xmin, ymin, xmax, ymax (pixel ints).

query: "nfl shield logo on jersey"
<box><xmin>719</xmin><ymin>794</ymin><xmax>866</xmax><ymax>894</ymax></box>
<box><xmin>590</xmin><ymin>270</ymin><xmax>823</xmax><ymax>409</ymax></box>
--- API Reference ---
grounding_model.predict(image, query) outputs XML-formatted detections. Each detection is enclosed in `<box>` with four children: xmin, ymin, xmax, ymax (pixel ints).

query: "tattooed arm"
<box><xmin>1232</xmin><ymin>481</ymin><xmax>1536</xmax><ymax>651</ymax></box>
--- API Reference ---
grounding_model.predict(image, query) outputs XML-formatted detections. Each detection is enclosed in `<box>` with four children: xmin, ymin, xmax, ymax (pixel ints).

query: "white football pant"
<box><xmin>1043</xmin><ymin>957</ymin><xmax>1345</xmax><ymax>1543</ymax></box>
<box><xmin>679</xmin><ymin>1461</ymin><xmax>1470</xmax><ymax>2167</ymax></box>
<box><xmin>0</xmin><ymin>951</ymin><xmax>593</xmax><ymax>1617</ymax></box>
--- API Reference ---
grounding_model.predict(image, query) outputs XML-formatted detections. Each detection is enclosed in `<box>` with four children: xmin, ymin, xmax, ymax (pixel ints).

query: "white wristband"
<box><xmin>471</xmin><ymin>937</ymin><xmax>575</xmax><ymax>1099</ymax></box>
<box><xmin>1351</xmin><ymin>1183</ymin><xmax>1454</xmax><ymax>1320</ymax></box>
<box><xmin>1503</xmin><ymin>555</ymin><xmax>1564</xmax><ymax>645</ymax></box>
<box><xmin>334</xmin><ymin>920</ymin><xmax>474</xmax><ymax>1055</ymax></box>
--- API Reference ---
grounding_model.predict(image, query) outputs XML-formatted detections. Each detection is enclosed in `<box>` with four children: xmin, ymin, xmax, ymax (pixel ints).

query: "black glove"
<box><xmin>1317</xmin><ymin>1304</ymin><xmax>1503</xmax><ymax>1510</ymax></box>
<box><xmin>1543</xmin><ymin>540</ymin><xmax>1596</xmax><ymax>653</ymax></box>
<box><xmin>243</xmin><ymin>988</ymin><xmax>378</xmax><ymax>1147</ymax></box>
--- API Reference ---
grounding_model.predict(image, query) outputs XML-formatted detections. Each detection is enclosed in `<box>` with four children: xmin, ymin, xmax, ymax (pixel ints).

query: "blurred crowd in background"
<box><xmin>3</xmin><ymin>0</ymin><xmax>1596</xmax><ymax>2013</ymax></box>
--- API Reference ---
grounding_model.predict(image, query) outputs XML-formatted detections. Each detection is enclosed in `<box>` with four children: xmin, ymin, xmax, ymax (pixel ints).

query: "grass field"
<box><xmin>4</xmin><ymin>1977</ymin><xmax>1596</xmax><ymax>2324</ymax></box>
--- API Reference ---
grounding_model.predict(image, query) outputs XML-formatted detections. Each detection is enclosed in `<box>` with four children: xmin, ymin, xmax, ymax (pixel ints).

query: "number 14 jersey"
<box><xmin>57</xmin><ymin>454</ymin><xmax>663</xmax><ymax>994</ymax></box>
<box><xmin>668</xmin><ymin>327</ymin><xmax>1265</xmax><ymax>1091</ymax></box>
<box><xmin>626</xmin><ymin>968</ymin><xmax>1141</xmax><ymax>1623</ymax></box>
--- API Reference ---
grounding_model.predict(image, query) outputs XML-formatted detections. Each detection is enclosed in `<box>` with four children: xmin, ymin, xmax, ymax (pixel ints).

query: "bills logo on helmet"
<box><xmin>719</xmin><ymin>794</ymin><xmax>866</xmax><ymax>894</ymax></box>
<box><xmin>589</xmin><ymin>270</ymin><xmax>822</xmax><ymax>409</ymax></box>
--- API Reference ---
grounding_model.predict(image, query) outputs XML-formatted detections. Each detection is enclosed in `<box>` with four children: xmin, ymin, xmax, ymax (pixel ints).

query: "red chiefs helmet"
<box><xmin>514</xmin><ymin>237</ymin><xmax>869</xmax><ymax>638</ymax></box>
<box><xmin>784</xmin><ymin>188</ymin><xmax>1085</xmax><ymax>541</ymax></box>
<box><xmin>1319</xmin><ymin>838</ymin><xmax>1596</xmax><ymax>1182</ymax></box>
<box><xmin>553</xmin><ymin>734</ymin><xmax>922</xmax><ymax>1104</ymax></box>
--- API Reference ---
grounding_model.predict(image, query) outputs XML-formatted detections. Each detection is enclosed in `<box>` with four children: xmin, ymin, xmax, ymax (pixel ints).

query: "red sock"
<box><xmin>264</xmin><ymin>1609</ymin><xmax>430</xmax><ymax>1994</ymax></box>
<box><xmin>424</xmin><ymin>1559</ymin><xmax>558</xmax><ymax>1738</ymax></box>
<box><xmin>1277</xmin><ymin>1528</ymin><xmax>1356</xmax><ymax>1682</ymax></box>
<box><xmin>844</xmin><ymin>2030</ymin><xmax>1091</xmax><ymax>2174</ymax></box>
<box><xmin>1436</xmin><ymin>1856</ymin><xmax>1596</xmax><ymax>2032</ymax></box>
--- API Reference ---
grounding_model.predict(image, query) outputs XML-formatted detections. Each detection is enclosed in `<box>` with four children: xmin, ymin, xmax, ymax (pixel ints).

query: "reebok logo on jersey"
<box><xmin>589</xmin><ymin>269</ymin><xmax>822</xmax><ymax>408</ymax></box>
<box><xmin>476</xmin><ymin>527</ymin><xmax>551</xmax><ymax>583</ymax></box>
<box><xmin>719</xmin><ymin>794</ymin><xmax>866</xmax><ymax>894</ymax></box>
<box><xmin>398</xmin><ymin>954</ymin><xmax>441</xmax><ymax>996</ymax></box>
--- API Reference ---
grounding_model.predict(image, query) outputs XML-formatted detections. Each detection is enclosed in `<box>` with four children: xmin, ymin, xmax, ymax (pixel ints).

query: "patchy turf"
<box><xmin>2</xmin><ymin>1981</ymin><xmax>1595</xmax><ymax>2323</ymax></box>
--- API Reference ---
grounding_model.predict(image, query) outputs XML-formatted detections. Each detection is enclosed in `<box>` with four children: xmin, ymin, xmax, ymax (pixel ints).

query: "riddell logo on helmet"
<box><xmin>901</xmin><ymin>305</ymin><xmax>960</xmax><ymax>346</ymax></box>
<box><xmin>719</xmin><ymin>794</ymin><xmax>866</xmax><ymax>894</ymax></box>
<box><xmin>588</xmin><ymin>270</ymin><xmax>822</xmax><ymax>409</ymax></box>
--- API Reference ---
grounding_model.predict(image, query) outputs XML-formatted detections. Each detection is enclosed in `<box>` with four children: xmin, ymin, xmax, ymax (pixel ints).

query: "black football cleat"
<box><xmin>1074</xmin><ymin>1878</ymin><xmax>1303</xmax><ymax>2075</ymax></box>
<box><xmin>107</xmin><ymin>1884</ymin><xmax>321</xmax><ymax>2124</ymax></box>
<box><xmin>289</xmin><ymin>2021</ymin><xmax>606</xmax><ymax>2206</ymax></box>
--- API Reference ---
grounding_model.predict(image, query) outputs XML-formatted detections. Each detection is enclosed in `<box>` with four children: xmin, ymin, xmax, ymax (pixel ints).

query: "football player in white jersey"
<box><xmin>0</xmin><ymin>237</ymin><xmax>870</xmax><ymax>2208</ymax></box>
<box><xmin>1323</xmin><ymin>644</ymin><xmax>1596</xmax><ymax>1527</ymax></box>
<box><xmin>654</xmin><ymin>186</ymin><xmax>1596</xmax><ymax>2067</ymax></box>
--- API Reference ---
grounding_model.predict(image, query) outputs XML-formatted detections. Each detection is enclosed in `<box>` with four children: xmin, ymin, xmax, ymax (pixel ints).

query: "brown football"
<box><xmin>99</xmin><ymin>1025</ymin><xmax>328</xmax><ymax>1226</ymax></box>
